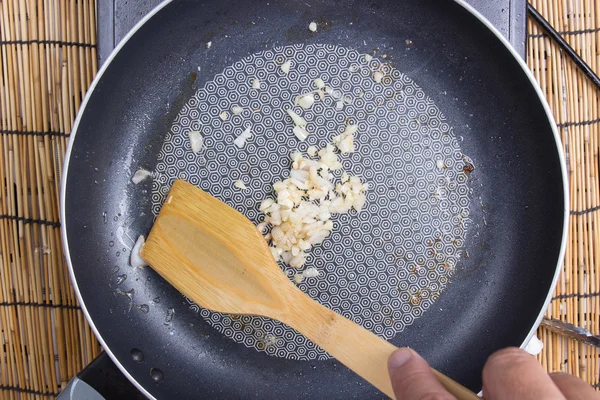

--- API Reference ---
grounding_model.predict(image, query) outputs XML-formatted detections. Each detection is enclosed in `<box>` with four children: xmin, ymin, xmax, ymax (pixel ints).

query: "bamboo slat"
<box><xmin>528</xmin><ymin>0</ymin><xmax>600</xmax><ymax>390</ymax></box>
<box><xmin>0</xmin><ymin>0</ymin><xmax>101</xmax><ymax>398</ymax></box>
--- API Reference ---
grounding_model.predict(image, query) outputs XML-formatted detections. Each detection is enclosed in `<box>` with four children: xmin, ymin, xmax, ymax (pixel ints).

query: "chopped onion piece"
<box><xmin>232</xmin><ymin>105</ymin><xmax>243</xmax><ymax>115</ymax></box>
<box><xmin>341</xmin><ymin>172</ymin><xmax>350</xmax><ymax>183</ymax></box>
<box><xmin>234</xmin><ymin>125</ymin><xmax>252</xmax><ymax>148</ymax></box>
<box><xmin>234</xmin><ymin>179</ymin><xmax>248</xmax><ymax>190</ymax></box>
<box><xmin>293</xmin><ymin>125</ymin><xmax>309</xmax><ymax>141</ymax></box>
<box><xmin>308</xmin><ymin>22</ymin><xmax>317</xmax><ymax>32</ymax></box>
<box><xmin>188</xmin><ymin>131</ymin><xmax>204</xmax><ymax>154</ymax></box>
<box><xmin>258</xmin><ymin>145</ymin><xmax>368</xmax><ymax>269</ymax></box>
<box><xmin>132</xmin><ymin>168</ymin><xmax>152</xmax><ymax>185</ymax></box>
<box><xmin>335</xmin><ymin>100</ymin><xmax>344</xmax><ymax>110</ymax></box>
<box><xmin>290</xmin><ymin>169</ymin><xmax>309</xmax><ymax>182</ymax></box>
<box><xmin>307</xmin><ymin>146</ymin><xmax>317</xmax><ymax>157</ymax></box>
<box><xmin>130</xmin><ymin>235</ymin><xmax>148</xmax><ymax>269</ymax></box>
<box><xmin>436</xmin><ymin>159</ymin><xmax>446</xmax><ymax>170</ymax></box>
<box><xmin>303</xmin><ymin>267</ymin><xmax>319</xmax><ymax>278</ymax></box>
<box><xmin>297</xmin><ymin>94</ymin><xmax>315</xmax><ymax>109</ymax></box>
<box><xmin>364</xmin><ymin>54</ymin><xmax>373</xmax><ymax>62</ymax></box>
<box><xmin>219</xmin><ymin>111</ymin><xmax>229</xmax><ymax>120</ymax></box>
<box><xmin>286</xmin><ymin>109</ymin><xmax>307</xmax><ymax>127</ymax></box>
<box><xmin>257</xmin><ymin>222</ymin><xmax>268</xmax><ymax>234</ymax></box>
<box><xmin>333</xmin><ymin>125</ymin><xmax>357</xmax><ymax>154</ymax></box>
<box><xmin>314</xmin><ymin>78</ymin><xmax>325</xmax><ymax>89</ymax></box>
<box><xmin>252</xmin><ymin>78</ymin><xmax>261</xmax><ymax>90</ymax></box>
<box><xmin>281</xmin><ymin>60</ymin><xmax>291</xmax><ymax>74</ymax></box>
<box><xmin>293</xmin><ymin>274</ymin><xmax>304</xmax><ymax>284</ymax></box>
<box><xmin>373</xmin><ymin>71</ymin><xmax>384</xmax><ymax>83</ymax></box>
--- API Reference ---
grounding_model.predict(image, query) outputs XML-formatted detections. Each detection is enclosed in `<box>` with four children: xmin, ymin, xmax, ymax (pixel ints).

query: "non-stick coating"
<box><xmin>63</xmin><ymin>0</ymin><xmax>565</xmax><ymax>398</ymax></box>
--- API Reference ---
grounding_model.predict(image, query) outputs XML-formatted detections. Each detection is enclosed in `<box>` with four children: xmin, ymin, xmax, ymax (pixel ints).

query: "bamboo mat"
<box><xmin>0</xmin><ymin>0</ymin><xmax>101</xmax><ymax>398</ymax></box>
<box><xmin>528</xmin><ymin>0</ymin><xmax>600</xmax><ymax>390</ymax></box>
<box><xmin>0</xmin><ymin>0</ymin><xmax>598</xmax><ymax>398</ymax></box>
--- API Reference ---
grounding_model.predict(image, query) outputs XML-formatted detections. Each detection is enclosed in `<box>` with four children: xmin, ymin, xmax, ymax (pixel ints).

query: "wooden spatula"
<box><xmin>141</xmin><ymin>179</ymin><xmax>479</xmax><ymax>400</ymax></box>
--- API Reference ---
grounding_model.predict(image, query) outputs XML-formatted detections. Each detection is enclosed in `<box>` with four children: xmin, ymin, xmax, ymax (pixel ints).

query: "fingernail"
<box><xmin>388</xmin><ymin>348</ymin><xmax>413</xmax><ymax>369</ymax></box>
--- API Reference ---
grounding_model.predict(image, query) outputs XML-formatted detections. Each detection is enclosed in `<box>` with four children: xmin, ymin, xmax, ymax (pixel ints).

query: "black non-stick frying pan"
<box><xmin>61</xmin><ymin>0</ymin><xmax>568</xmax><ymax>398</ymax></box>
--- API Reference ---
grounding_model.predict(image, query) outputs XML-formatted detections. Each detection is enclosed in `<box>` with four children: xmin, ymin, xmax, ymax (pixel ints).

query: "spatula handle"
<box><xmin>283</xmin><ymin>290</ymin><xmax>479</xmax><ymax>400</ymax></box>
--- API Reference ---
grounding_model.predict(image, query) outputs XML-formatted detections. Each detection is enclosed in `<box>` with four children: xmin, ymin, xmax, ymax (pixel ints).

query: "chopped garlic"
<box><xmin>303</xmin><ymin>267</ymin><xmax>319</xmax><ymax>278</ymax></box>
<box><xmin>436</xmin><ymin>159</ymin><xmax>446</xmax><ymax>170</ymax></box>
<box><xmin>308</xmin><ymin>22</ymin><xmax>317</xmax><ymax>32</ymax></box>
<box><xmin>318</xmin><ymin>144</ymin><xmax>343</xmax><ymax>170</ymax></box>
<box><xmin>293</xmin><ymin>125</ymin><xmax>310</xmax><ymax>141</ymax></box>
<box><xmin>286</xmin><ymin>109</ymin><xmax>307</xmax><ymax>127</ymax></box>
<box><xmin>219</xmin><ymin>111</ymin><xmax>229</xmax><ymax>120</ymax></box>
<box><xmin>281</xmin><ymin>60</ymin><xmax>291</xmax><ymax>74</ymax></box>
<box><xmin>258</xmin><ymin>146</ymin><xmax>368</xmax><ymax>269</ymax></box>
<box><xmin>252</xmin><ymin>78</ymin><xmax>261</xmax><ymax>90</ymax></box>
<box><xmin>307</xmin><ymin>146</ymin><xmax>317</xmax><ymax>157</ymax></box>
<box><xmin>130</xmin><ymin>235</ymin><xmax>148</xmax><ymax>269</ymax></box>
<box><xmin>364</xmin><ymin>54</ymin><xmax>373</xmax><ymax>62</ymax></box>
<box><xmin>257</xmin><ymin>222</ymin><xmax>268</xmax><ymax>234</ymax></box>
<box><xmin>373</xmin><ymin>71</ymin><xmax>384</xmax><ymax>83</ymax></box>
<box><xmin>333</xmin><ymin>125</ymin><xmax>357</xmax><ymax>154</ymax></box>
<box><xmin>234</xmin><ymin>179</ymin><xmax>248</xmax><ymax>190</ymax></box>
<box><xmin>132</xmin><ymin>168</ymin><xmax>152</xmax><ymax>184</ymax></box>
<box><xmin>293</xmin><ymin>274</ymin><xmax>304</xmax><ymax>284</ymax></box>
<box><xmin>206</xmin><ymin>41</ymin><xmax>212</xmax><ymax>49</ymax></box>
<box><xmin>297</xmin><ymin>94</ymin><xmax>315</xmax><ymax>109</ymax></box>
<box><xmin>234</xmin><ymin>125</ymin><xmax>252</xmax><ymax>148</ymax></box>
<box><xmin>232</xmin><ymin>105</ymin><xmax>243</xmax><ymax>115</ymax></box>
<box><xmin>188</xmin><ymin>131</ymin><xmax>204</xmax><ymax>154</ymax></box>
<box><xmin>314</xmin><ymin>78</ymin><xmax>325</xmax><ymax>89</ymax></box>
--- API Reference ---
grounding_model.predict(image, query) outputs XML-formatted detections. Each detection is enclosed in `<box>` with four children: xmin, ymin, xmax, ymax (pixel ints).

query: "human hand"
<box><xmin>387</xmin><ymin>347</ymin><xmax>598</xmax><ymax>399</ymax></box>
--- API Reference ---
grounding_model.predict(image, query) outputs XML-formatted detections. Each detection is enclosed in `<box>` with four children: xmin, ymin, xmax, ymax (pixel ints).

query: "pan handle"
<box><xmin>57</xmin><ymin>352</ymin><xmax>146</xmax><ymax>400</ymax></box>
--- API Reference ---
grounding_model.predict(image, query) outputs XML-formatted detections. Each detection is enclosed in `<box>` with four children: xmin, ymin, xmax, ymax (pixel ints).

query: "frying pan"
<box><xmin>61</xmin><ymin>0</ymin><xmax>568</xmax><ymax>398</ymax></box>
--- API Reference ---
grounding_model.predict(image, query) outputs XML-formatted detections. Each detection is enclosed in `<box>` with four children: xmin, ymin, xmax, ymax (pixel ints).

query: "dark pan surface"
<box><xmin>63</xmin><ymin>0</ymin><xmax>566</xmax><ymax>398</ymax></box>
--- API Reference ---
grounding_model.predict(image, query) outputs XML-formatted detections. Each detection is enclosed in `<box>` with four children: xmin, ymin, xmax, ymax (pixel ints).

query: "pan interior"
<box><xmin>63</xmin><ymin>0</ymin><xmax>565</xmax><ymax>397</ymax></box>
<box><xmin>151</xmin><ymin>42</ymin><xmax>473</xmax><ymax>360</ymax></box>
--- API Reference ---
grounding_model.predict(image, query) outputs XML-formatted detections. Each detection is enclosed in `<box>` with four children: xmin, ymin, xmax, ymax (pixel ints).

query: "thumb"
<box><xmin>388</xmin><ymin>348</ymin><xmax>456</xmax><ymax>400</ymax></box>
<box><xmin>482</xmin><ymin>347</ymin><xmax>565</xmax><ymax>400</ymax></box>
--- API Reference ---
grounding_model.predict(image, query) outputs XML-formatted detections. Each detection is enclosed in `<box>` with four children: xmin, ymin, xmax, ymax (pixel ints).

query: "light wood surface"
<box><xmin>527</xmin><ymin>1</ymin><xmax>600</xmax><ymax>387</ymax></box>
<box><xmin>141</xmin><ymin>180</ymin><xmax>479</xmax><ymax>399</ymax></box>
<box><xmin>0</xmin><ymin>0</ymin><xmax>100</xmax><ymax>397</ymax></box>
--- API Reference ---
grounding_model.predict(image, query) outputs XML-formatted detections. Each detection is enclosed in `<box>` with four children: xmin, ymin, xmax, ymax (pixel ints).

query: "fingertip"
<box><xmin>388</xmin><ymin>348</ymin><xmax>414</xmax><ymax>369</ymax></box>
<box><xmin>388</xmin><ymin>348</ymin><xmax>455</xmax><ymax>400</ymax></box>
<box><xmin>550</xmin><ymin>372</ymin><xmax>598</xmax><ymax>400</ymax></box>
<box><xmin>482</xmin><ymin>347</ymin><xmax>563</xmax><ymax>399</ymax></box>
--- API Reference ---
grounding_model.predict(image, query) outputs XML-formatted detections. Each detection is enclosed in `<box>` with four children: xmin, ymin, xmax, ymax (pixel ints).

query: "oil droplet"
<box><xmin>139</xmin><ymin>304</ymin><xmax>149</xmax><ymax>314</ymax></box>
<box><xmin>116</xmin><ymin>274</ymin><xmax>127</xmax><ymax>285</ymax></box>
<box><xmin>109</xmin><ymin>241</ymin><xmax>115</xmax><ymax>247</ymax></box>
<box><xmin>102</xmin><ymin>212</ymin><xmax>107</xmax><ymax>223</ymax></box>
<box><xmin>165</xmin><ymin>308</ymin><xmax>175</xmax><ymax>324</ymax></box>
<box><xmin>152</xmin><ymin>297</ymin><xmax>160</xmax><ymax>304</ymax></box>
<box><xmin>113</xmin><ymin>266</ymin><xmax>120</xmax><ymax>274</ymax></box>
<box><xmin>150</xmin><ymin>368</ymin><xmax>164</xmax><ymax>382</ymax></box>
<box><xmin>115</xmin><ymin>288</ymin><xmax>135</xmax><ymax>312</ymax></box>
<box><xmin>116</xmin><ymin>251</ymin><xmax>120</xmax><ymax>257</ymax></box>
<box><xmin>131</xmin><ymin>348</ymin><xmax>144</xmax><ymax>363</ymax></box>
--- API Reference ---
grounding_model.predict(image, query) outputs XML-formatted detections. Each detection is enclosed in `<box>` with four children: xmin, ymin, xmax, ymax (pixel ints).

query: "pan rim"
<box><xmin>61</xmin><ymin>1</ymin><xmax>173</xmax><ymax>398</ymax></box>
<box><xmin>60</xmin><ymin>1</ymin><xmax>569</xmax><ymax>398</ymax></box>
<box><xmin>454</xmin><ymin>0</ymin><xmax>568</xmax><ymax>358</ymax></box>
